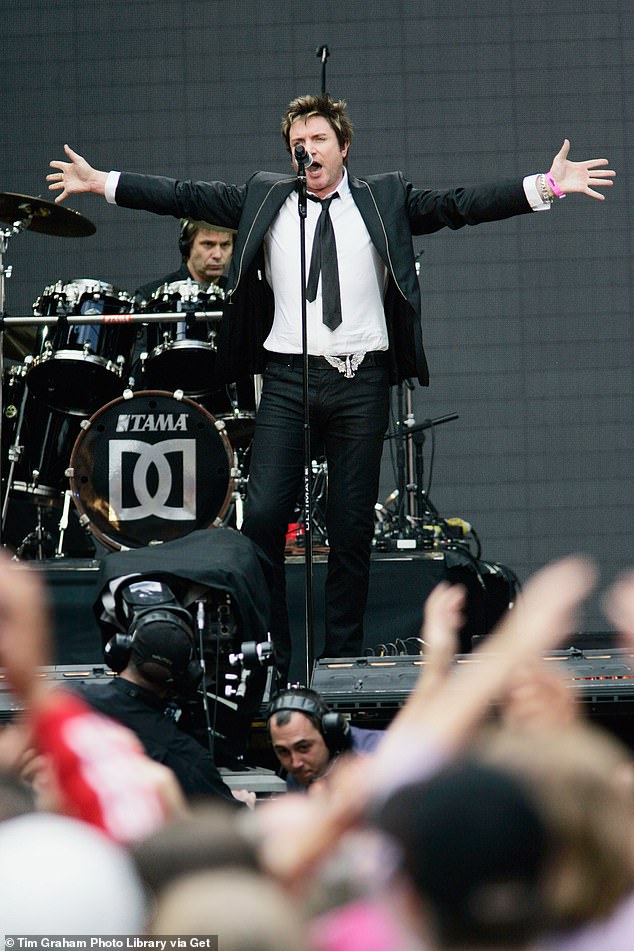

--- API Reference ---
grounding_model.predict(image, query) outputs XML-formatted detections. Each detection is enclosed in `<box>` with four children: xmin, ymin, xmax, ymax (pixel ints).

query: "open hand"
<box><xmin>549</xmin><ymin>139</ymin><xmax>615</xmax><ymax>199</ymax></box>
<box><xmin>47</xmin><ymin>144</ymin><xmax>107</xmax><ymax>203</ymax></box>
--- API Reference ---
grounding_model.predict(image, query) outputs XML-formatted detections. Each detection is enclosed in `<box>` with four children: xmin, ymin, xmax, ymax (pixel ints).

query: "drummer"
<box><xmin>130</xmin><ymin>219</ymin><xmax>236</xmax><ymax>389</ymax></box>
<box><xmin>135</xmin><ymin>218</ymin><xmax>235</xmax><ymax>302</ymax></box>
<box><xmin>132</xmin><ymin>218</ymin><xmax>256</xmax><ymax>457</ymax></box>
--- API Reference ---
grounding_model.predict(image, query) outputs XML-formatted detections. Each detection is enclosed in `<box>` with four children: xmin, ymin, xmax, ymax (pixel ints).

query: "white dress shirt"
<box><xmin>263</xmin><ymin>169</ymin><xmax>389</xmax><ymax>355</ymax></box>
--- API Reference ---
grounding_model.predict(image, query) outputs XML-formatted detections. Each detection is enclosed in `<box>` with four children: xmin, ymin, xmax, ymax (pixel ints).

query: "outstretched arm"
<box><xmin>47</xmin><ymin>144</ymin><xmax>109</xmax><ymax>203</ymax></box>
<box><xmin>547</xmin><ymin>138</ymin><xmax>615</xmax><ymax>199</ymax></box>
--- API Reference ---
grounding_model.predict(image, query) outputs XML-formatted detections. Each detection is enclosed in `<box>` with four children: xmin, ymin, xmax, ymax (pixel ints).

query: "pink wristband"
<box><xmin>545</xmin><ymin>172</ymin><xmax>566</xmax><ymax>198</ymax></box>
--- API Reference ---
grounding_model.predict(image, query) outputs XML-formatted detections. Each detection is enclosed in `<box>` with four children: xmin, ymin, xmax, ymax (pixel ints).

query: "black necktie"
<box><xmin>305</xmin><ymin>193</ymin><xmax>342</xmax><ymax>331</ymax></box>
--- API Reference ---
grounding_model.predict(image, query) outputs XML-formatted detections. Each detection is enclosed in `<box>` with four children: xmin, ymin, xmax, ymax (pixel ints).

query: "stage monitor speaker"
<box><xmin>311</xmin><ymin>647</ymin><xmax>634</xmax><ymax>729</ymax></box>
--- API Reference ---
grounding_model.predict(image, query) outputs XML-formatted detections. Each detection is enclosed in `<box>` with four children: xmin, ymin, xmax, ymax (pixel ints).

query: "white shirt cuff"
<box><xmin>104</xmin><ymin>170</ymin><xmax>121</xmax><ymax>204</ymax></box>
<box><xmin>523</xmin><ymin>173</ymin><xmax>551</xmax><ymax>212</ymax></box>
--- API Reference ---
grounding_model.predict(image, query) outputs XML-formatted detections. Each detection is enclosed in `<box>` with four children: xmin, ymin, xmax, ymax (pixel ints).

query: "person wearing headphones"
<box><xmin>74</xmin><ymin>610</ymin><xmax>249</xmax><ymax>806</ymax></box>
<box><xmin>133</xmin><ymin>220</ymin><xmax>256</xmax><ymax>447</ymax></box>
<box><xmin>135</xmin><ymin>218</ymin><xmax>235</xmax><ymax>303</ymax></box>
<box><xmin>132</xmin><ymin>218</ymin><xmax>235</xmax><ymax>386</ymax></box>
<box><xmin>267</xmin><ymin>687</ymin><xmax>384</xmax><ymax>791</ymax></box>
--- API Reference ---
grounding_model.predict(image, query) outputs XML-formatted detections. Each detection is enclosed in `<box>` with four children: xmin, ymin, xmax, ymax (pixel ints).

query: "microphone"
<box><xmin>294</xmin><ymin>145</ymin><xmax>314</xmax><ymax>168</ymax></box>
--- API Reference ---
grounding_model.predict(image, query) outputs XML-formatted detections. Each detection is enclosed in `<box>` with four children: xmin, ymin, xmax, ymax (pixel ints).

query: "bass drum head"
<box><xmin>68</xmin><ymin>390</ymin><xmax>234</xmax><ymax>550</ymax></box>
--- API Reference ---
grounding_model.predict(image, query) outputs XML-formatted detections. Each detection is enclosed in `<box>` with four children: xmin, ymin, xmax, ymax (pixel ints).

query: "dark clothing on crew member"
<box><xmin>74</xmin><ymin>677</ymin><xmax>239</xmax><ymax>805</ymax></box>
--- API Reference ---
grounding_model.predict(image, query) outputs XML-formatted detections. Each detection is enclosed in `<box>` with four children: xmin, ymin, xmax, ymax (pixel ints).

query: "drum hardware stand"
<box><xmin>14</xmin><ymin>506</ymin><xmax>55</xmax><ymax>561</ymax></box>
<box><xmin>229</xmin><ymin>452</ymin><xmax>245</xmax><ymax>530</ymax></box>
<box><xmin>380</xmin><ymin>411</ymin><xmax>459</xmax><ymax>550</ymax></box>
<box><xmin>253</xmin><ymin>373</ymin><xmax>263</xmax><ymax>410</ymax></box>
<box><xmin>288</xmin><ymin>457</ymin><xmax>329</xmax><ymax>550</ymax></box>
<box><xmin>0</xmin><ymin>217</ymin><xmax>30</xmax><ymax>547</ymax></box>
<box><xmin>55</xmin><ymin>489</ymin><xmax>73</xmax><ymax>557</ymax></box>
<box><xmin>1</xmin><ymin>362</ymin><xmax>29</xmax><ymax>531</ymax></box>
<box><xmin>395</xmin><ymin>379</ymin><xmax>415</xmax><ymax>528</ymax></box>
<box><xmin>309</xmin><ymin>457</ymin><xmax>328</xmax><ymax>545</ymax></box>
<box><xmin>226</xmin><ymin>381</ymin><xmax>241</xmax><ymax>416</ymax></box>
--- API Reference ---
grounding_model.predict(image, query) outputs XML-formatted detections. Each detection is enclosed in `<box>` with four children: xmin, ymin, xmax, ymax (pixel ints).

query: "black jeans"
<box><xmin>241</xmin><ymin>357</ymin><xmax>390</xmax><ymax>681</ymax></box>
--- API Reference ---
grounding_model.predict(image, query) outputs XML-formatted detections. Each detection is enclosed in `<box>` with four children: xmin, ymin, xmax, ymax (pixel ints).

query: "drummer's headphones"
<box><xmin>179</xmin><ymin>218</ymin><xmax>196</xmax><ymax>260</ymax></box>
<box><xmin>267</xmin><ymin>688</ymin><xmax>351</xmax><ymax>756</ymax></box>
<box><xmin>104</xmin><ymin>581</ymin><xmax>203</xmax><ymax>697</ymax></box>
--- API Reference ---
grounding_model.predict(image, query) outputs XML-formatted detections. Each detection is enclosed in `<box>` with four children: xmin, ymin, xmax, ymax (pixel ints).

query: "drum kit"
<box><xmin>0</xmin><ymin>192</ymin><xmax>257</xmax><ymax>558</ymax></box>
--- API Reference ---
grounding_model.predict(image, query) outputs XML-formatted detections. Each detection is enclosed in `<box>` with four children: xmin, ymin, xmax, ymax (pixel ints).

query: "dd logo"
<box><xmin>109</xmin><ymin>438</ymin><xmax>196</xmax><ymax>521</ymax></box>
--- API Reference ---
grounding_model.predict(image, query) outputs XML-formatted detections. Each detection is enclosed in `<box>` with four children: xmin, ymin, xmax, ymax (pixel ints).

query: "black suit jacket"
<box><xmin>115</xmin><ymin>169</ymin><xmax>533</xmax><ymax>385</ymax></box>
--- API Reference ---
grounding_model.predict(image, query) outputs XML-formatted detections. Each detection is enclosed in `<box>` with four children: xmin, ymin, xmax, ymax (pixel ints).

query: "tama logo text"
<box><xmin>116</xmin><ymin>413</ymin><xmax>189</xmax><ymax>433</ymax></box>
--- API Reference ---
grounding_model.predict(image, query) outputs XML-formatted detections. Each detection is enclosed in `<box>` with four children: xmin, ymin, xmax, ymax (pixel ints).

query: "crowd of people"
<box><xmin>1</xmin><ymin>548</ymin><xmax>634</xmax><ymax>949</ymax></box>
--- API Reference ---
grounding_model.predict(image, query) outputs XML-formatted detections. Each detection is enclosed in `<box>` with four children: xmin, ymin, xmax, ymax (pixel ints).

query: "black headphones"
<box><xmin>104</xmin><ymin>605</ymin><xmax>203</xmax><ymax>697</ymax></box>
<box><xmin>267</xmin><ymin>689</ymin><xmax>351</xmax><ymax>755</ymax></box>
<box><xmin>178</xmin><ymin>218</ymin><xmax>195</xmax><ymax>259</ymax></box>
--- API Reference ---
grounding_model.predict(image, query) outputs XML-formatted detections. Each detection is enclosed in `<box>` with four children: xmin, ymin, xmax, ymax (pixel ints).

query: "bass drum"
<box><xmin>67</xmin><ymin>390</ymin><xmax>234</xmax><ymax>551</ymax></box>
<box><xmin>28</xmin><ymin>279</ymin><xmax>136</xmax><ymax>415</ymax></box>
<box><xmin>141</xmin><ymin>279</ymin><xmax>224</xmax><ymax>398</ymax></box>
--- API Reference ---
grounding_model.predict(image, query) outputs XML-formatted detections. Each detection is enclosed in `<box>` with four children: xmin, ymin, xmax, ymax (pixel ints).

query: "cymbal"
<box><xmin>3</xmin><ymin>327</ymin><xmax>37</xmax><ymax>361</ymax></box>
<box><xmin>0</xmin><ymin>191</ymin><xmax>95</xmax><ymax>237</ymax></box>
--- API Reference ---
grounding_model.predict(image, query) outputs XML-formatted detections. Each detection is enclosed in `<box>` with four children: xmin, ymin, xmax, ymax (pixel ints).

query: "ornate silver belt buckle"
<box><xmin>324</xmin><ymin>352</ymin><xmax>366</xmax><ymax>379</ymax></box>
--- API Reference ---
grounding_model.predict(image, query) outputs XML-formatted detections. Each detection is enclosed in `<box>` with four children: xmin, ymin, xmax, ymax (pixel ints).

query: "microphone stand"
<box><xmin>296</xmin><ymin>150</ymin><xmax>314</xmax><ymax>686</ymax></box>
<box><xmin>316</xmin><ymin>45</ymin><xmax>330</xmax><ymax>94</ymax></box>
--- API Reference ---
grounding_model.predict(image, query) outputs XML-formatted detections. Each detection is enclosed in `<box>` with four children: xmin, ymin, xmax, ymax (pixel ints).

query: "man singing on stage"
<box><xmin>48</xmin><ymin>93</ymin><xmax>614</xmax><ymax>684</ymax></box>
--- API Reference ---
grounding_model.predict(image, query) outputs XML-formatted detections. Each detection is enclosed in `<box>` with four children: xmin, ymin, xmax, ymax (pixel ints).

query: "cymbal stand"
<box><xmin>411</xmin><ymin>425</ymin><xmax>440</xmax><ymax>524</ymax></box>
<box><xmin>407</xmin><ymin>414</ymin><xmax>460</xmax><ymax>538</ymax></box>
<box><xmin>0</xmin><ymin>366</ymin><xmax>28</xmax><ymax>530</ymax></box>
<box><xmin>393</xmin><ymin>379</ymin><xmax>417</xmax><ymax>537</ymax></box>
<box><xmin>381</xmin><ymin>410</ymin><xmax>459</xmax><ymax>548</ymax></box>
<box><xmin>0</xmin><ymin>217</ymin><xmax>32</xmax><ymax>547</ymax></box>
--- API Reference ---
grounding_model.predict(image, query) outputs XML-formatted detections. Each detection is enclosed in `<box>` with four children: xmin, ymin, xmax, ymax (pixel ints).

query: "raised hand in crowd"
<box><xmin>603</xmin><ymin>569</ymin><xmax>634</xmax><ymax>645</ymax></box>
